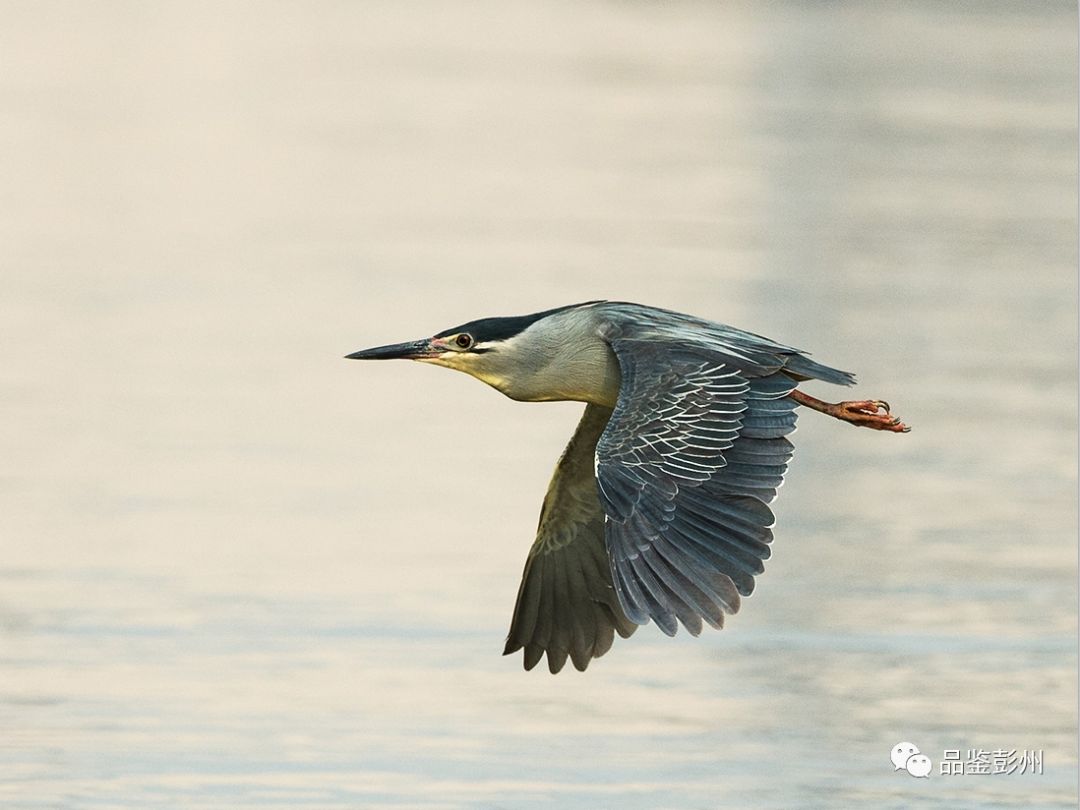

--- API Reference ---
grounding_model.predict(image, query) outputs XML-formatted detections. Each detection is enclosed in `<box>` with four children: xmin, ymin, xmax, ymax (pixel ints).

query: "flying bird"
<box><xmin>347</xmin><ymin>301</ymin><xmax>909</xmax><ymax>672</ymax></box>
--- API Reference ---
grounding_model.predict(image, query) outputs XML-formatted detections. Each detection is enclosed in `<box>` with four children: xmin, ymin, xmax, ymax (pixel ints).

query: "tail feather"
<box><xmin>783</xmin><ymin>354</ymin><xmax>856</xmax><ymax>386</ymax></box>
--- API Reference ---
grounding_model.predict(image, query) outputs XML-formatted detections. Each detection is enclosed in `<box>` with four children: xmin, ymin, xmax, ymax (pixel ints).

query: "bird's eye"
<box><xmin>455</xmin><ymin>334</ymin><xmax>473</xmax><ymax>349</ymax></box>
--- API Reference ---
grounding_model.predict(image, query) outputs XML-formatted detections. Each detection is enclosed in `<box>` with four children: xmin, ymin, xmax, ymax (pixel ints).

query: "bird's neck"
<box><xmin>494</xmin><ymin>329</ymin><xmax>622</xmax><ymax>407</ymax></box>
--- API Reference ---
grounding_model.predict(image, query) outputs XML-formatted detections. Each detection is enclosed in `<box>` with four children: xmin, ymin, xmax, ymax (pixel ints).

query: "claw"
<box><xmin>834</xmin><ymin>400</ymin><xmax>910</xmax><ymax>433</ymax></box>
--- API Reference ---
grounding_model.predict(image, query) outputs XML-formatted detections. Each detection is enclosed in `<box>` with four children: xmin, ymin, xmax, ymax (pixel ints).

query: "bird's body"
<box><xmin>348</xmin><ymin>301</ymin><xmax>908</xmax><ymax>672</ymax></box>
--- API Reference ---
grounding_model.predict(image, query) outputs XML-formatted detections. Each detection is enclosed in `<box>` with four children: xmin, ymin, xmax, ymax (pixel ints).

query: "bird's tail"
<box><xmin>784</xmin><ymin>354</ymin><xmax>857</xmax><ymax>386</ymax></box>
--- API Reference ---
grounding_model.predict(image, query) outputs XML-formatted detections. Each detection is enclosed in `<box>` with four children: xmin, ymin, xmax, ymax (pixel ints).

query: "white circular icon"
<box><xmin>891</xmin><ymin>741</ymin><xmax>920</xmax><ymax>771</ymax></box>
<box><xmin>907</xmin><ymin>756</ymin><xmax>933</xmax><ymax>781</ymax></box>
<box><xmin>905</xmin><ymin>753</ymin><xmax>932</xmax><ymax>778</ymax></box>
<box><xmin>890</xmin><ymin>741</ymin><xmax>932</xmax><ymax>778</ymax></box>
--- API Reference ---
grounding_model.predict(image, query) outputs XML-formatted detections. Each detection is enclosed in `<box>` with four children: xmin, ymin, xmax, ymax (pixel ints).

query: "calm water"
<box><xmin>1</xmin><ymin>2</ymin><xmax>1076</xmax><ymax>808</ymax></box>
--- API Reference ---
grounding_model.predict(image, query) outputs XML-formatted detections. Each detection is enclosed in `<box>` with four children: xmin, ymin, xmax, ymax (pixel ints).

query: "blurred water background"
<box><xmin>1</xmin><ymin>1</ymin><xmax>1076</xmax><ymax>808</ymax></box>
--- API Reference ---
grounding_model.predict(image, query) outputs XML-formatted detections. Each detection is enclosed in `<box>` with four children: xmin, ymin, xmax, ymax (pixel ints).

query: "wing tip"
<box><xmin>504</xmin><ymin>641</ymin><xmax>598</xmax><ymax>673</ymax></box>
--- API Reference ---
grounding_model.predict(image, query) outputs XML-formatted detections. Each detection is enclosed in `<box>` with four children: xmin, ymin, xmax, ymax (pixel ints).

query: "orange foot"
<box><xmin>790</xmin><ymin>391</ymin><xmax>911</xmax><ymax>433</ymax></box>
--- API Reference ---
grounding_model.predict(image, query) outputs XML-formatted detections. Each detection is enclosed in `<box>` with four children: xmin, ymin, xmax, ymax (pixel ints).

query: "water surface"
<box><xmin>1</xmin><ymin>2</ymin><xmax>1076</xmax><ymax>807</ymax></box>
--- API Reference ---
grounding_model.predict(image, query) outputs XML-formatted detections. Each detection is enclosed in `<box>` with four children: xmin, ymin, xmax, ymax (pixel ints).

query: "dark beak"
<box><xmin>344</xmin><ymin>339</ymin><xmax>435</xmax><ymax>360</ymax></box>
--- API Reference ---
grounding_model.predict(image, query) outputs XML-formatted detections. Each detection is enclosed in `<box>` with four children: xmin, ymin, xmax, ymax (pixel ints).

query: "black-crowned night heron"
<box><xmin>347</xmin><ymin>301</ymin><xmax>908</xmax><ymax>673</ymax></box>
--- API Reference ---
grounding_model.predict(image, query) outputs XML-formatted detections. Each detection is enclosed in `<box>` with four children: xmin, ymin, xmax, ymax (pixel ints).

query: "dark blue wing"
<box><xmin>596</xmin><ymin>339</ymin><xmax>797</xmax><ymax>636</ymax></box>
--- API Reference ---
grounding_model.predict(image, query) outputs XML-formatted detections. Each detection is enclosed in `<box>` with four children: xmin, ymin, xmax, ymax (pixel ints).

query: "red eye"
<box><xmin>455</xmin><ymin>334</ymin><xmax>473</xmax><ymax>349</ymax></box>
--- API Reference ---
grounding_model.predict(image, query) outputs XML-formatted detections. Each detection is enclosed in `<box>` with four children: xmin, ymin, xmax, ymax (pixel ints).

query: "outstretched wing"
<box><xmin>597</xmin><ymin>338</ymin><xmax>797</xmax><ymax>636</ymax></box>
<box><xmin>503</xmin><ymin>404</ymin><xmax>638</xmax><ymax>673</ymax></box>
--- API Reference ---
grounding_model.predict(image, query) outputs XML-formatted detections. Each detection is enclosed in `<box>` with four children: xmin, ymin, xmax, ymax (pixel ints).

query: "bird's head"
<box><xmin>346</xmin><ymin>303</ymin><xmax>603</xmax><ymax>397</ymax></box>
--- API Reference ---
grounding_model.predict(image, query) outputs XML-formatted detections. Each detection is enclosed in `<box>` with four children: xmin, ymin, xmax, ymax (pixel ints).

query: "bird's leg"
<box><xmin>789</xmin><ymin>389</ymin><xmax>911</xmax><ymax>433</ymax></box>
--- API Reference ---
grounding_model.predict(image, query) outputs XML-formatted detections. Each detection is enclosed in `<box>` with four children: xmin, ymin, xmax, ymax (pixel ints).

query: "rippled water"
<box><xmin>1</xmin><ymin>2</ymin><xmax>1076</xmax><ymax>807</ymax></box>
